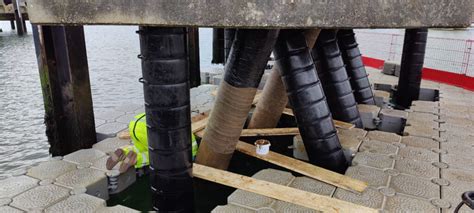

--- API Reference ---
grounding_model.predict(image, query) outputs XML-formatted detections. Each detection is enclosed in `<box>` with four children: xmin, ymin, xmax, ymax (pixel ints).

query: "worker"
<box><xmin>106</xmin><ymin>113</ymin><xmax>198</xmax><ymax>173</ymax></box>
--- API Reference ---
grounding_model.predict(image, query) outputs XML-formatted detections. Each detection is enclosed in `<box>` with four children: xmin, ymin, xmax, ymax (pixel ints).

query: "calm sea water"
<box><xmin>0</xmin><ymin>23</ymin><xmax>216</xmax><ymax>178</ymax></box>
<box><xmin>0</xmin><ymin>22</ymin><xmax>472</xmax><ymax>178</ymax></box>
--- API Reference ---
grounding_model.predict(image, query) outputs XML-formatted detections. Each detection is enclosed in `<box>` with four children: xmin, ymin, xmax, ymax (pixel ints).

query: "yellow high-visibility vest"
<box><xmin>129</xmin><ymin>113</ymin><xmax>198</xmax><ymax>159</ymax></box>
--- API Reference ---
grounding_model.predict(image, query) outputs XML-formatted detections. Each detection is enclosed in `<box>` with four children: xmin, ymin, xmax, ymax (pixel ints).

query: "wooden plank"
<box><xmin>240</xmin><ymin>127</ymin><xmax>299</xmax><ymax>137</ymax></box>
<box><xmin>193</xmin><ymin>163</ymin><xmax>376</xmax><ymax>213</ymax></box>
<box><xmin>282</xmin><ymin>108</ymin><xmax>355</xmax><ymax>130</ymax></box>
<box><xmin>235</xmin><ymin>141</ymin><xmax>368</xmax><ymax>193</ymax></box>
<box><xmin>333</xmin><ymin>120</ymin><xmax>355</xmax><ymax>130</ymax></box>
<box><xmin>282</xmin><ymin>108</ymin><xmax>294</xmax><ymax>116</ymax></box>
<box><xmin>192</xmin><ymin>117</ymin><xmax>209</xmax><ymax>133</ymax></box>
<box><xmin>33</xmin><ymin>26</ymin><xmax>96</xmax><ymax>156</ymax></box>
<box><xmin>194</xmin><ymin>130</ymin><xmax>205</xmax><ymax>138</ymax></box>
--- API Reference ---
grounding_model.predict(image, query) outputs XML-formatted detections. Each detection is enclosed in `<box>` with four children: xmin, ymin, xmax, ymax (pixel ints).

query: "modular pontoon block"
<box><xmin>359</xmin><ymin>140</ymin><xmax>398</xmax><ymax>155</ymax></box>
<box><xmin>441</xmin><ymin>168</ymin><xmax>474</xmax><ymax>210</ymax></box>
<box><xmin>10</xmin><ymin>184</ymin><xmax>70</xmax><ymax>212</ymax></box>
<box><xmin>27</xmin><ymin>159</ymin><xmax>77</xmax><ymax>180</ymax></box>
<box><xmin>345</xmin><ymin>165</ymin><xmax>388</xmax><ymax>188</ymax></box>
<box><xmin>410</xmin><ymin>100</ymin><xmax>440</xmax><ymax>114</ymax></box>
<box><xmin>398</xmin><ymin>146</ymin><xmax>439</xmax><ymax>162</ymax></box>
<box><xmin>382</xmin><ymin>61</ymin><xmax>399</xmax><ymax>76</ymax></box>
<box><xmin>220</xmin><ymin>169</ymin><xmax>342</xmax><ymax>212</ymax></box>
<box><xmin>352</xmin><ymin>152</ymin><xmax>394</xmax><ymax>169</ymax></box>
<box><xmin>378</xmin><ymin>108</ymin><xmax>408</xmax><ymax>134</ymax></box>
<box><xmin>384</xmin><ymin>194</ymin><xmax>439</xmax><ymax>212</ymax></box>
<box><xmin>0</xmin><ymin>198</ymin><xmax>12</xmax><ymax>206</ymax></box>
<box><xmin>212</xmin><ymin>205</ymin><xmax>254</xmax><ymax>213</ymax></box>
<box><xmin>96</xmin><ymin>122</ymin><xmax>128</xmax><ymax>137</ymax></box>
<box><xmin>375</xmin><ymin>82</ymin><xmax>396</xmax><ymax>91</ymax></box>
<box><xmin>0</xmin><ymin>206</ymin><xmax>22</xmax><ymax>213</ymax></box>
<box><xmin>228</xmin><ymin>169</ymin><xmax>294</xmax><ymax>210</ymax></box>
<box><xmin>407</xmin><ymin>111</ymin><xmax>438</xmax><ymax>123</ymax></box>
<box><xmin>333</xmin><ymin>187</ymin><xmax>384</xmax><ymax>209</ymax></box>
<box><xmin>357</xmin><ymin>104</ymin><xmax>381</xmax><ymax>129</ymax></box>
<box><xmin>419</xmin><ymin>88</ymin><xmax>440</xmax><ymax>101</ymax></box>
<box><xmin>271</xmin><ymin>176</ymin><xmax>336</xmax><ymax>212</ymax></box>
<box><xmin>96</xmin><ymin>205</ymin><xmax>141</xmax><ymax>213</ymax></box>
<box><xmin>393</xmin><ymin>158</ymin><xmax>438</xmax><ymax>179</ymax></box>
<box><xmin>92</xmin><ymin>137</ymin><xmax>131</xmax><ymax>154</ymax></box>
<box><xmin>115</xmin><ymin>113</ymin><xmax>137</xmax><ymax>125</ymax></box>
<box><xmin>365</xmin><ymin>130</ymin><xmax>401</xmax><ymax>143</ymax></box>
<box><xmin>44</xmin><ymin>194</ymin><xmax>106</xmax><ymax>213</ymax></box>
<box><xmin>63</xmin><ymin>149</ymin><xmax>107</xmax><ymax>165</ymax></box>
<box><xmin>293</xmin><ymin>127</ymin><xmax>366</xmax><ymax>160</ymax></box>
<box><xmin>0</xmin><ymin>175</ymin><xmax>39</xmax><ymax>199</ymax></box>
<box><xmin>390</xmin><ymin>174</ymin><xmax>439</xmax><ymax>199</ymax></box>
<box><xmin>400</xmin><ymin>136</ymin><xmax>439</xmax><ymax>150</ymax></box>
<box><xmin>55</xmin><ymin>168</ymin><xmax>109</xmax><ymax>200</ymax></box>
<box><xmin>404</xmin><ymin>125</ymin><xmax>440</xmax><ymax>139</ymax></box>
<box><xmin>373</xmin><ymin>90</ymin><xmax>390</xmax><ymax>108</ymax></box>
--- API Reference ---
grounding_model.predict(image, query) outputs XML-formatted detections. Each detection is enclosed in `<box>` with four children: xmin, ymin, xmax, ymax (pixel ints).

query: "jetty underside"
<box><xmin>28</xmin><ymin>0</ymin><xmax>471</xmax><ymax>28</ymax></box>
<box><xmin>20</xmin><ymin>0</ymin><xmax>474</xmax><ymax>212</ymax></box>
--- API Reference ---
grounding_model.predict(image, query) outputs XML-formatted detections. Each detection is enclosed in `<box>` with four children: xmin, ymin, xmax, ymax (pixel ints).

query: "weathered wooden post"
<box><xmin>337</xmin><ymin>29</ymin><xmax>376</xmax><ymax>105</ymax></box>
<box><xmin>275</xmin><ymin>30</ymin><xmax>349</xmax><ymax>173</ymax></box>
<box><xmin>212</xmin><ymin>28</ymin><xmax>225</xmax><ymax>64</ymax></box>
<box><xmin>32</xmin><ymin>25</ymin><xmax>96</xmax><ymax>156</ymax></box>
<box><xmin>138</xmin><ymin>27</ymin><xmax>194</xmax><ymax>212</ymax></box>
<box><xmin>313</xmin><ymin>29</ymin><xmax>363</xmax><ymax>128</ymax></box>
<box><xmin>12</xmin><ymin>0</ymin><xmax>25</xmax><ymax>35</ymax></box>
<box><xmin>196</xmin><ymin>29</ymin><xmax>279</xmax><ymax>170</ymax></box>
<box><xmin>394</xmin><ymin>29</ymin><xmax>428</xmax><ymax>109</ymax></box>
<box><xmin>188</xmin><ymin>27</ymin><xmax>201</xmax><ymax>88</ymax></box>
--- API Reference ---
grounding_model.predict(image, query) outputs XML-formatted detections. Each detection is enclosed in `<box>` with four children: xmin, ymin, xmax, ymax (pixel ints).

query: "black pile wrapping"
<box><xmin>212</xmin><ymin>28</ymin><xmax>224</xmax><ymax>64</ymax></box>
<box><xmin>394</xmin><ymin>29</ymin><xmax>428</xmax><ymax>109</ymax></box>
<box><xmin>274</xmin><ymin>30</ymin><xmax>349</xmax><ymax>173</ymax></box>
<box><xmin>313</xmin><ymin>29</ymin><xmax>363</xmax><ymax>128</ymax></box>
<box><xmin>224</xmin><ymin>29</ymin><xmax>279</xmax><ymax>88</ymax></box>
<box><xmin>337</xmin><ymin>29</ymin><xmax>376</xmax><ymax>105</ymax></box>
<box><xmin>224</xmin><ymin>29</ymin><xmax>236</xmax><ymax>63</ymax></box>
<box><xmin>139</xmin><ymin>27</ymin><xmax>193</xmax><ymax>212</ymax></box>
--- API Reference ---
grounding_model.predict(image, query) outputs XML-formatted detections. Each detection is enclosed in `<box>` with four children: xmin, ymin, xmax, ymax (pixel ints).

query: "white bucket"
<box><xmin>255</xmin><ymin>139</ymin><xmax>271</xmax><ymax>155</ymax></box>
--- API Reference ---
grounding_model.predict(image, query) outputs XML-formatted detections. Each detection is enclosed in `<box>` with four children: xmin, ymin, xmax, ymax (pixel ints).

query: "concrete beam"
<box><xmin>27</xmin><ymin>0</ymin><xmax>471</xmax><ymax>28</ymax></box>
